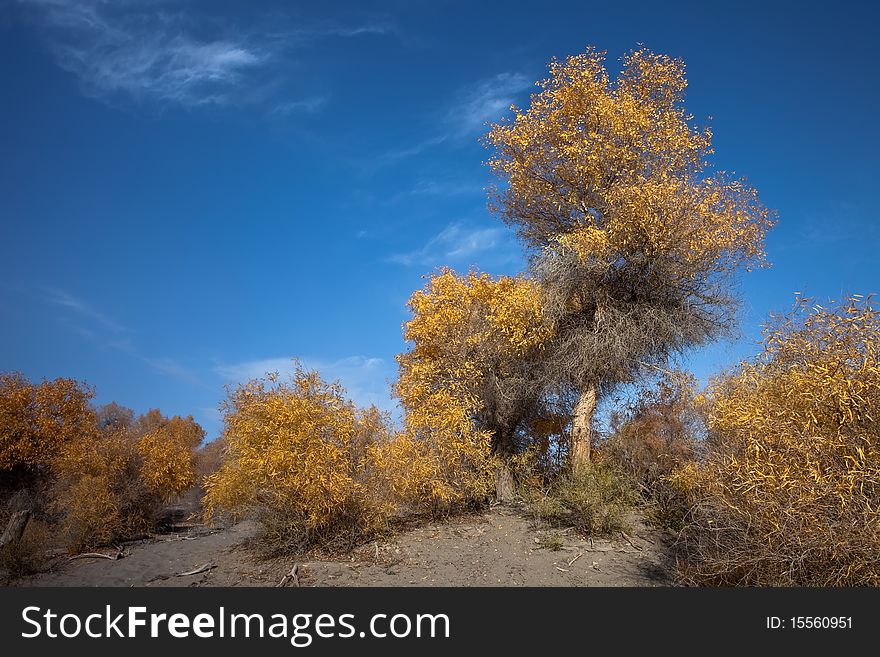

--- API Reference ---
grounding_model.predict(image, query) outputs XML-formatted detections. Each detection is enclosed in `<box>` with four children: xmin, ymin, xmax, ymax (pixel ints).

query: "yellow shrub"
<box><xmin>51</xmin><ymin>428</ymin><xmax>152</xmax><ymax>551</ymax></box>
<box><xmin>203</xmin><ymin>365</ymin><xmax>395</xmax><ymax>551</ymax></box>
<box><xmin>51</xmin><ymin>409</ymin><xmax>204</xmax><ymax>551</ymax></box>
<box><xmin>137</xmin><ymin>415</ymin><xmax>204</xmax><ymax>500</ymax></box>
<box><xmin>374</xmin><ymin>393</ymin><xmax>494</xmax><ymax>514</ymax></box>
<box><xmin>674</xmin><ymin>295</ymin><xmax>880</xmax><ymax>586</ymax></box>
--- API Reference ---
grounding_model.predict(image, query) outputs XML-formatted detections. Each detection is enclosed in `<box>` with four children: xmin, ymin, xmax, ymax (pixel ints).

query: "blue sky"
<box><xmin>1</xmin><ymin>0</ymin><xmax>878</xmax><ymax>440</ymax></box>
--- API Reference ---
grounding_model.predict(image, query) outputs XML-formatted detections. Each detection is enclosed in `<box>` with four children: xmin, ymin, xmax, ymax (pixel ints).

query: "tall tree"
<box><xmin>486</xmin><ymin>47</ymin><xmax>774</xmax><ymax>469</ymax></box>
<box><xmin>396</xmin><ymin>269</ymin><xmax>550</xmax><ymax>500</ymax></box>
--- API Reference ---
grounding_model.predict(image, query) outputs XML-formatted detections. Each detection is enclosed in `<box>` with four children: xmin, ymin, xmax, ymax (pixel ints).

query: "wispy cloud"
<box><xmin>44</xmin><ymin>286</ymin><xmax>125</xmax><ymax>332</ymax></box>
<box><xmin>108</xmin><ymin>337</ymin><xmax>203</xmax><ymax>386</ymax></box>
<box><xmin>42</xmin><ymin>286</ymin><xmax>202</xmax><ymax>385</ymax></box>
<box><xmin>17</xmin><ymin>1</ymin><xmax>393</xmax><ymax>111</ymax></box>
<box><xmin>214</xmin><ymin>355</ymin><xmax>397</xmax><ymax>413</ymax></box>
<box><xmin>388</xmin><ymin>177</ymin><xmax>483</xmax><ymax>203</ymax></box>
<box><xmin>270</xmin><ymin>96</ymin><xmax>329</xmax><ymax>116</ymax></box>
<box><xmin>448</xmin><ymin>72</ymin><xmax>532</xmax><ymax>135</ymax></box>
<box><xmin>375</xmin><ymin>135</ymin><xmax>448</xmax><ymax>164</ymax></box>
<box><xmin>386</xmin><ymin>221</ymin><xmax>519</xmax><ymax>268</ymax></box>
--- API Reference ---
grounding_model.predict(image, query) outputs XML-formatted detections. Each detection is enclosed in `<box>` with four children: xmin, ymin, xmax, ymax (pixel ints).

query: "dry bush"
<box><xmin>194</xmin><ymin>438</ymin><xmax>225</xmax><ymax>483</ymax></box>
<box><xmin>522</xmin><ymin>461</ymin><xmax>634</xmax><ymax>537</ymax></box>
<box><xmin>673</xmin><ymin>295</ymin><xmax>880</xmax><ymax>586</ymax></box>
<box><xmin>51</xmin><ymin>409</ymin><xmax>203</xmax><ymax>551</ymax></box>
<box><xmin>203</xmin><ymin>366</ymin><xmax>396</xmax><ymax>553</ymax></box>
<box><xmin>603</xmin><ymin>372</ymin><xmax>700</xmax><ymax>530</ymax></box>
<box><xmin>0</xmin><ymin>375</ymin><xmax>204</xmax><ymax>552</ymax></box>
<box><xmin>52</xmin><ymin>428</ymin><xmax>152</xmax><ymax>551</ymax></box>
<box><xmin>137</xmin><ymin>414</ymin><xmax>204</xmax><ymax>500</ymax></box>
<box><xmin>372</xmin><ymin>401</ymin><xmax>493</xmax><ymax>517</ymax></box>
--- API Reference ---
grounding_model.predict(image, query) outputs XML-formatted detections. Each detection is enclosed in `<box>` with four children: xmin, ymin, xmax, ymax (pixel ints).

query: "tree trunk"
<box><xmin>570</xmin><ymin>385</ymin><xmax>597</xmax><ymax>472</ymax></box>
<box><xmin>492</xmin><ymin>428</ymin><xmax>517</xmax><ymax>503</ymax></box>
<box><xmin>494</xmin><ymin>459</ymin><xmax>516</xmax><ymax>503</ymax></box>
<box><xmin>0</xmin><ymin>510</ymin><xmax>31</xmax><ymax>550</ymax></box>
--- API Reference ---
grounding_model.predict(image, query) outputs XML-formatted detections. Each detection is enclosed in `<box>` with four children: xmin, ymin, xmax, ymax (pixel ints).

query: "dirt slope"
<box><xmin>20</xmin><ymin>506</ymin><xmax>675</xmax><ymax>587</ymax></box>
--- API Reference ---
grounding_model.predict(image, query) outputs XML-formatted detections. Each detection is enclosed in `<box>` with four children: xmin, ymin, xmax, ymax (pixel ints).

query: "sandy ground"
<box><xmin>18</xmin><ymin>505</ymin><xmax>675</xmax><ymax>587</ymax></box>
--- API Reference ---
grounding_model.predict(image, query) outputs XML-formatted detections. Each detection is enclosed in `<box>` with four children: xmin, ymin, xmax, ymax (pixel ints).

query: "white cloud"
<box><xmin>19</xmin><ymin>1</ymin><xmax>264</xmax><ymax>107</ymax></box>
<box><xmin>376</xmin><ymin>135</ymin><xmax>448</xmax><ymax>164</ymax></box>
<box><xmin>17</xmin><ymin>1</ymin><xmax>392</xmax><ymax>110</ymax></box>
<box><xmin>449</xmin><ymin>72</ymin><xmax>532</xmax><ymax>135</ymax></box>
<box><xmin>387</xmin><ymin>221</ymin><xmax>518</xmax><ymax>268</ymax></box>
<box><xmin>214</xmin><ymin>355</ymin><xmax>397</xmax><ymax>414</ymax></box>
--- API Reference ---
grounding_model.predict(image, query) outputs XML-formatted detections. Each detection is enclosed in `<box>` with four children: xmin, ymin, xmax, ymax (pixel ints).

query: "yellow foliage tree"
<box><xmin>51</xmin><ymin>427</ymin><xmax>148</xmax><ymax>550</ymax></box>
<box><xmin>485</xmin><ymin>47</ymin><xmax>774</xmax><ymax>470</ymax></box>
<box><xmin>674</xmin><ymin>295</ymin><xmax>880</xmax><ymax>585</ymax></box>
<box><xmin>0</xmin><ymin>374</ymin><xmax>204</xmax><ymax>552</ymax></box>
<box><xmin>137</xmin><ymin>414</ymin><xmax>204</xmax><ymax>499</ymax></box>
<box><xmin>0</xmin><ymin>373</ymin><xmax>97</xmax><ymax>479</ymax></box>
<box><xmin>396</xmin><ymin>268</ymin><xmax>550</xmax><ymax>502</ymax></box>
<box><xmin>203</xmin><ymin>365</ymin><xmax>395</xmax><ymax>551</ymax></box>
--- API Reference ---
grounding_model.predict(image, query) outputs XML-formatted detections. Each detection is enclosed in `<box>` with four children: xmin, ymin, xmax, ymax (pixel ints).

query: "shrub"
<box><xmin>522</xmin><ymin>461</ymin><xmax>634</xmax><ymax>536</ymax></box>
<box><xmin>395</xmin><ymin>268</ymin><xmax>549</xmax><ymax>502</ymax></box>
<box><xmin>0</xmin><ymin>517</ymin><xmax>50</xmax><ymax>581</ymax></box>
<box><xmin>0</xmin><ymin>373</ymin><xmax>204</xmax><ymax>553</ymax></box>
<box><xmin>50</xmin><ymin>409</ymin><xmax>203</xmax><ymax>551</ymax></box>
<box><xmin>137</xmin><ymin>414</ymin><xmax>204</xmax><ymax>500</ymax></box>
<box><xmin>603</xmin><ymin>371</ymin><xmax>700</xmax><ymax>530</ymax></box>
<box><xmin>203</xmin><ymin>366</ymin><xmax>395</xmax><ymax>553</ymax></box>
<box><xmin>0</xmin><ymin>373</ymin><xmax>97</xmax><ymax>493</ymax></box>
<box><xmin>673</xmin><ymin>295</ymin><xmax>880</xmax><ymax>586</ymax></box>
<box><xmin>377</xmin><ymin>392</ymin><xmax>494</xmax><ymax>516</ymax></box>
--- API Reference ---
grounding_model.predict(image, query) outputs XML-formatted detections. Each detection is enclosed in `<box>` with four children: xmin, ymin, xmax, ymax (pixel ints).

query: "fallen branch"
<box><xmin>277</xmin><ymin>564</ymin><xmax>300</xmax><ymax>587</ymax></box>
<box><xmin>69</xmin><ymin>546</ymin><xmax>124</xmax><ymax>562</ymax></box>
<box><xmin>620</xmin><ymin>533</ymin><xmax>643</xmax><ymax>551</ymax></box>
<box><xmin>175</xmin><ymin>562</ymin><xmax>215</xmax><ymax>577</ymax></box>
<box><xmin>567</xmin><ymin>552</ymin><xmax>583</xmax><ymax>567</ymax></box>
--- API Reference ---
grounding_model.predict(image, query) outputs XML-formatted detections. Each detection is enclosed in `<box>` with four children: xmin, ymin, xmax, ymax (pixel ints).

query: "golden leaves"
<box><xmin>0</xmin><ymin>373</ymin><xmax>97</xmax><ymax>473</ymax></box>
<box><xmin>485</xmin><ymin>46</ymin><xmax>774</xmax><ymax>285</ymax></box>
<box><xmin>674</xmin><ymin>296</ymin><xmax>880</xmax><ymax>585</ymax></box>
<box><xmin>394</xmin><ymin>269</ymin><xmax>552</xmax><ymax>507</ymax></box>
<box><xmin>203</xmin><ymin>363</ymin><xmax>396</xmax><ymax>540</ymax></box>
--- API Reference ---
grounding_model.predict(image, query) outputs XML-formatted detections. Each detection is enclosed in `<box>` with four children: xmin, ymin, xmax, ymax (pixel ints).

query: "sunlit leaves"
<box><xmin>203</xmin><ymin>363</ymin><xmax>396</xmax><ymax>548</ymax></box>
<box><xmin>485</xmin><ymin>46</ymin><xmax>774</xmax><ymax>282</ymax></box>
<box><xmin>395</xmin><ymin>269</ymin><xmax>551</xmax><ymax>504</ymax></box>
<box><xmin>674</xmin><ymin>296</ymin><xmax>880</xmax><ymax>585</ymax></box>
<box><xmin>0</xmin><ymin>373</ymin><xmax>97</xmax><ymax>474</ymax></box>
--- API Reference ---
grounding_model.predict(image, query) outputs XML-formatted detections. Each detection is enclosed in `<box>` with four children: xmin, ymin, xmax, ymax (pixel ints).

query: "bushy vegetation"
<box><xmin>672</xmin><ymin>296</ymin><xmax>880</xmax><ymax>586</ymax></box>
<box><xmin>521</xmin><ymin>462</ymin><xmax>634</xmax><ymax>536</ymax></box>
<box><xmin>203</xmin><ymin>360</ymin><xmax>502</xmax><ymax>553</ymax></box>
<box><xmin>0</xmin><ymin>373</ymin><xmax>205</xmax><ymax>564</ymax></box>
<box><xmin>603</xmin><ymin>372</ymin><xmax>700</xmax><ymax>530</ymax></box>
<box><xmin>203</xmin><ymin>367</ymin><xmax>396</xmax><ymax>553</ymax></box>
<box><xmin>51</xmin><ymin>407</ymin><xmax>204</xmax><ymax>551</ymax></box>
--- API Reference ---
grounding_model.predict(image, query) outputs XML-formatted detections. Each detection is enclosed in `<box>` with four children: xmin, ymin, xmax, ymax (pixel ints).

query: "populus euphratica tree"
<box><xmin>396</xmin><ymin>269</ymin><xmax>550</xmax><ymax>501</ymax></box>
<box><xmin>485</xmin><ymin>47</ymin><xmax>775</xmax><ymax>470</ymax></box>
